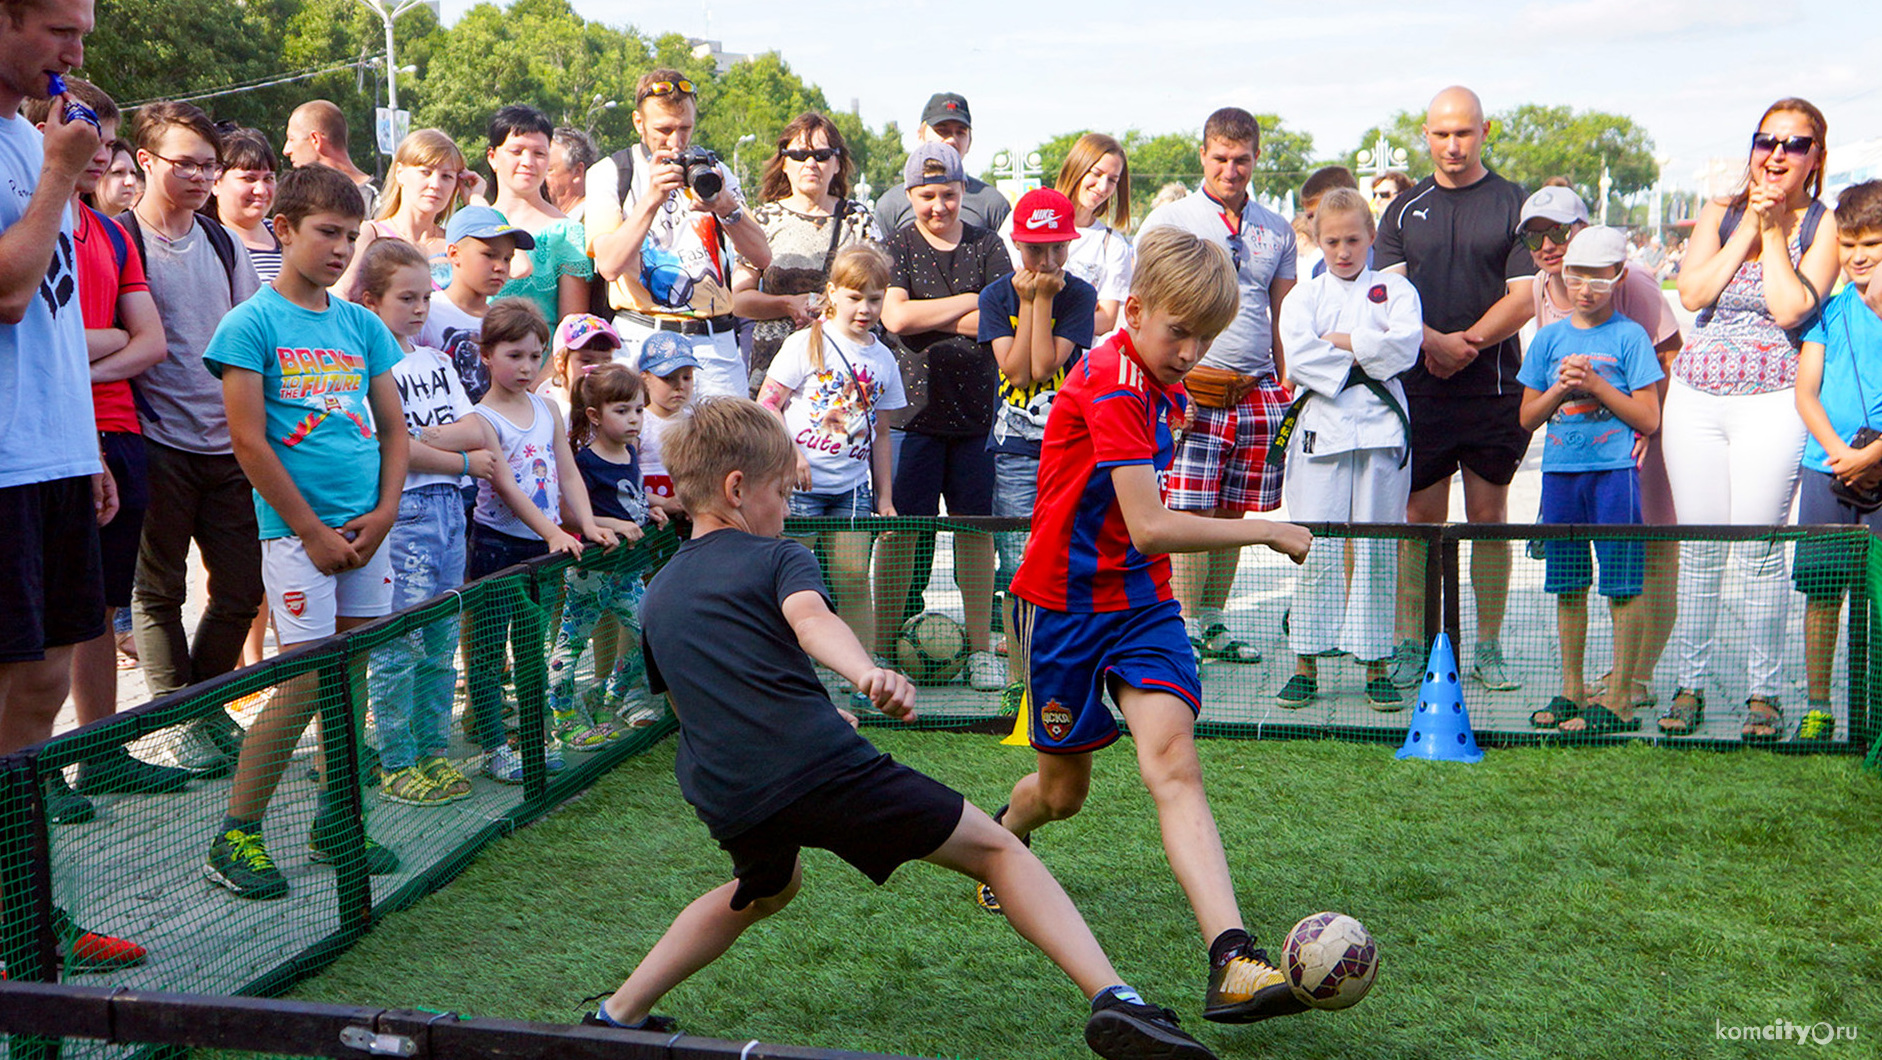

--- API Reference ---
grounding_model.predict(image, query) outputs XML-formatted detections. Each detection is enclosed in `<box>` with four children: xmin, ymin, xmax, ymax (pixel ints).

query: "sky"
<box><xmin>438</xmin><ymin>0</ymin><xmax>1882</xmax><ymax>192</ymax></box>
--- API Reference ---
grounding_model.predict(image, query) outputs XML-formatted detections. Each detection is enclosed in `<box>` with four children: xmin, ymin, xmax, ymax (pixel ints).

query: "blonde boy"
<box><xmin>586</xmin><ymin>398</ymin><xmax>1217</xmax><ymax>1060</ymax></box>
<box><xmin>990</xmin><ymin>227</ymin><xmax>1321</xmax><ymax>1024</ymax></box>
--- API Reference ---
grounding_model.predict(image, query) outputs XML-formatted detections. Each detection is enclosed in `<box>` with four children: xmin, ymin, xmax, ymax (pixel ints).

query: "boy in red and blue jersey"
<box><xmin>990</xmin><ymin>227</ymin><xmax>1322</xmax><ymax>1026</ymax></box>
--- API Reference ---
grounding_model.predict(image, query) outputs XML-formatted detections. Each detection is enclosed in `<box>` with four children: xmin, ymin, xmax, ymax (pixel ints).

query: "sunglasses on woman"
<box><xmin>781</xmin><ymin>147</ymin><xmax>841</xmax><ymax>163</ymax></box>
<box><xmin>1520</xmin><ymin>223</ymin><xmax>1576</xmax><ymax>251</ymax></box>
<box><xmin>1751</xmin><ymin>132</ymin><xmax>1816</xmax><ymax>155</ymax></box>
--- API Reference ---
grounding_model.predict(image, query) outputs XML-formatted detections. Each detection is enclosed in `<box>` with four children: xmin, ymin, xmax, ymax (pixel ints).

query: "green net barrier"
<box><xmin>4</xmin><ymin>517</ymin><xmax>1878</xmax><ymax>1060</ymax></box>
<box><xmin>784</xmin><ymin>517</ymin><xmax>1881</xmax><ymax>753</ymax></box>
<box><xmin>1</xmin><ymin>531</ymin><xmax>681</xmax><ymax>1060</ymax></box>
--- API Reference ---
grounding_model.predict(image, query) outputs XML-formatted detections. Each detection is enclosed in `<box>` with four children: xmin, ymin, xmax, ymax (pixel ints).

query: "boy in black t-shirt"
<box><xmin>880</xmin><ymin>141</ymin><xmax>1014</xmax><ymax>692</ymax></box>
<box><xmin>582</xmin><ymin>397</ymin><xmax>1216</xmax><ymax>1060</ymax></box>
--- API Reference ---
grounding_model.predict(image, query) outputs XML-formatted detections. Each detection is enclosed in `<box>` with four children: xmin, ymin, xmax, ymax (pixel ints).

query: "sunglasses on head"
<box><xmin>1751</xmin><ymin>132</ymin><xmax>1816</xmax><ymax>155</ymax></box>
<box><xmin>781</xmin><ymin>147</ymin><xmax>840</xmax><ymax>163</ymax></box>
<box><xmin>1521</xmin><ymin>223</ymin><xmax>1576</xmax><ymax>251</ymax></box>
<box><xmin>637</xmin><ymin>78</ymin><xmax>696</xmax><ymax>104</ymax></box>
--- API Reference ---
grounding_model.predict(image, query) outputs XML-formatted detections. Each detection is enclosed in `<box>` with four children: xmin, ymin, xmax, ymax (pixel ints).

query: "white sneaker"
<box><xmin>482</xmin><ymin>745</ymin><xmax>524</xmax><ymax>785</ymax></box>
<box><xmin>967</xmin><ymin>650</ymin><xmax>1006</xmax><ymax>692</ymax></box>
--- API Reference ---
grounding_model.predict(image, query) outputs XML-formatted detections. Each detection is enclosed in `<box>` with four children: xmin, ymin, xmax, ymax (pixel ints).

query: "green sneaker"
<box><xmin>1798</xmin><ymin>706</ymin><xmax>1836</xmax><ymax>742</ymax></box>
<box><xmin>204</xmin><ymin>826</ymin><xmax>289</xmax><ymax>900</ymax></box>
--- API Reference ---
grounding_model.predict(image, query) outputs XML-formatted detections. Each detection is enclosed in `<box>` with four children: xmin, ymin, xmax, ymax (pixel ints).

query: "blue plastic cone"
<box><xmin>1394</xmin><ymin>633</ymin><xmax>1484</xmax><ymax>763</ymax></box>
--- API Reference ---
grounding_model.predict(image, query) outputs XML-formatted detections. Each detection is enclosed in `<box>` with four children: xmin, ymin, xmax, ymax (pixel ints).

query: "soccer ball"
<box><xmin>1282</xmin><ymin>911</ymin><xmax>1377</xmax><ymax>1010</ymax></box>
<box><xmin>895</xmin><ymin>612</ymin><xmax>967</xmax><ymax>685</ymax></box>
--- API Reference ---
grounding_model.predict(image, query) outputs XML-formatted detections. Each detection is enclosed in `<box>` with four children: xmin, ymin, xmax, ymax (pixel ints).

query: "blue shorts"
<box><xmin>1539</xmin><ymin>468</ymin><xmax>1643</xmax><ymax>599</ymax></box>
<box><xmin>1013</xmin><ymin>596</ymin><xmax>1201</xmax><ymax>755</ymax></box>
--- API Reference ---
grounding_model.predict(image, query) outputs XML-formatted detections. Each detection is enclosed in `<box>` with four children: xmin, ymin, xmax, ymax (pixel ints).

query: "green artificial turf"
<box><xmin>287</xmin><ymin>731</ymin><xmax>1882</xmax><ymax>1059</ymax></box>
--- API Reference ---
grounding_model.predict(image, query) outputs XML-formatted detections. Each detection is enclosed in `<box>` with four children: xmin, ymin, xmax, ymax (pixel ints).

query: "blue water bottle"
<box><xmin>46</xmin><ymin>74</ymin><xmax>101</xmax><ymax>137</ymax></box>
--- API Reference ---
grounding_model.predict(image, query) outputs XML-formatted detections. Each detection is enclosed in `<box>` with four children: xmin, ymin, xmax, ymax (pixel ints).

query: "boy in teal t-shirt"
<box><xmin>1516</xmin><ymin>226</ymin><xmax>1663</xmax><ymax>737</ymax></box>
<box><xmin>1791</xmin><ymin>180</ymin><xmax>1882</xmax><ymax>742</ymax></box>
<box><xmin>200</xmin><ymin>164</ymin><xmax>408</xmax><ymax>900</ymax></box>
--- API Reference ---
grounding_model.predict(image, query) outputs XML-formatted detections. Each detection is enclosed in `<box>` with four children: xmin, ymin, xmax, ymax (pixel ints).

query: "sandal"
<box><xmin>1558</xmin><ymin>702</ymin><xmax>1641</xmax><ymax>737</ymax></box>
<box><xmin>1658</xmin><ymin>688</ymin><xmax>1704</xmax><ymax>736</ymax></box>
<box><xmin>1741</xmin><ymin>698</ymin><xmax>1785</xmax><ymax>745</ymax></box>
<box><xmin>1529</xmin><ymin>696</ymin><xmax>1579</xmax><ymax>729</ymax></box>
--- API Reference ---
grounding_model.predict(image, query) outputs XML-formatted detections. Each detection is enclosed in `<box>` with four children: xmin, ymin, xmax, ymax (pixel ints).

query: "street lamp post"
<box><xmin>732</xmin><ymin>132</ymin><xmax>757</xmax><ymax>187</ymax></box>
<box><xmin>356</xmin><ymin>0</ymin><xmax>428</xmax><ymax>114</ymax></box>
<box><xmin>584</xmin><ymin>93</ymin><xmax>618</xmax><ymax>139</ymax></box>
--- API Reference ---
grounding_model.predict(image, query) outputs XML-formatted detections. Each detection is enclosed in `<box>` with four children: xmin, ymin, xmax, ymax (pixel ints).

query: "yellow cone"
<box><xmin>1002</xmin><ymin>687</ymin><xmax>1030</xmax><ymax>746</ymax></box>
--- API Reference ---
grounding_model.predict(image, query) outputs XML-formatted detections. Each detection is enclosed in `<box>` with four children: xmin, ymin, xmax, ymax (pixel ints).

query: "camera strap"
<box><xmin>1847</xmin><ymin>308</ymin><xmax>1872</xmax><ymax>431</ymax></box>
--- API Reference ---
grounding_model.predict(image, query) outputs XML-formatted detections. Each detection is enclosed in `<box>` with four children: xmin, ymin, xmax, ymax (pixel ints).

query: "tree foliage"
<box><xmin>1029</xmin><ymin>114</ymin><xmax>1315</xmax><ymax>219</ymax></box>
<box><xmin>84</xmin><ymin>0</ymin><xmax>904</xmax><ymax>197</ymax></box>
<box><xmin>1343</xmin><ymin>105</ymin><xmax>1659</xmax><ymax>206</ymax></box>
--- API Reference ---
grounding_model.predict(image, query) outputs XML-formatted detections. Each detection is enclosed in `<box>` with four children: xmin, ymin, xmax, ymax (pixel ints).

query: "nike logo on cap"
<box><xmin>1025</xmin><ymin>209</ymin><xmax>1062</xmax><ymax>230</ymax></box>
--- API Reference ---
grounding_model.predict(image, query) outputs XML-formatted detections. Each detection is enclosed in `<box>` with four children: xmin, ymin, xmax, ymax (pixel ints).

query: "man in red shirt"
<box><xmin>25</xmin><ymin>77</ymin><xmax>190</xmax><ymax>827</ymax></box>
<box><xmin>991</xmin><ymin>227</ymin><xmax>1321</xmax><ymax>1024</ymax></box>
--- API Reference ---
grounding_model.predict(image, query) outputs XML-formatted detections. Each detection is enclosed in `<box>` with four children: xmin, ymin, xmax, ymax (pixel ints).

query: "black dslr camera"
<box><xmin>675</xmin><ymin>146</ymin><xmax>724</xmax><ymax>200</ymax></box>
<box><xmin>1831</xmin><ymin>426</ymin><xmax>1882</xmax><ymax>512</ymax></box>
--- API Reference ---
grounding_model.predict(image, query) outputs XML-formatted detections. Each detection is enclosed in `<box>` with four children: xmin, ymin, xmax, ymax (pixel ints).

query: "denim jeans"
<box><xmin>788</xmin><ymin>484</ymin><xmax>874</xmax><ymax>519</ymax></box>
<box><xmin>368</xmin><ymin>485</ymin><xmax>467</xmax><ymax>770</ymax></box>
<box><xmin>992</xmin><ymin>452</ymin><xmax>1039</xmax><ymax>597</ymax></box>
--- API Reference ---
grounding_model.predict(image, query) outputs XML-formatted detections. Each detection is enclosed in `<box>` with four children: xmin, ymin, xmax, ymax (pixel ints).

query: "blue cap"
<box><xmin>636</xmin><ymin>331</ymin><xmax>700</xmax><ymax>377</ymax></box>
<box><xmin>445</xmin><ymin>205</ymin><xmax>535</xmax><ymax>250</ymax></box>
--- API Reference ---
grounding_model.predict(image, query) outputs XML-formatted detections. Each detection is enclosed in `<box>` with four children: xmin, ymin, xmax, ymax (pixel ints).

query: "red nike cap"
<box><xmin>1011</xmin><ymin>188</ymin><xmax>1078</xmax><ymax>244</ymax></box>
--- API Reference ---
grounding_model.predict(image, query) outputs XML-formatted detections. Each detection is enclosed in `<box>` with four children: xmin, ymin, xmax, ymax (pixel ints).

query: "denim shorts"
<box><xmin>788</xmin><ymin>484</ymin><xmax>874</xmax><ymax>519</ymax></box>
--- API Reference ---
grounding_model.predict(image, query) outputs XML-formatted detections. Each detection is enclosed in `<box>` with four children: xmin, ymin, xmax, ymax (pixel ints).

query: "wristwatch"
<box><xmin>721</xmin><ymin>204</ymin><xmax>745</xmax><ymax>226</ymax></box>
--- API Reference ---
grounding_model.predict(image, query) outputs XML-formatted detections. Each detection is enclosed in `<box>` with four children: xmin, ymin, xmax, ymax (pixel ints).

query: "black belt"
<box><xmin>1266</xmin><ymin>367</ymin><xmax>1411</xmax><ymax>469</ymax></box>
<box><xmin>619</xmin><ymin>310</ymin><xmax>736</xmax><ymax>336</ymax></box>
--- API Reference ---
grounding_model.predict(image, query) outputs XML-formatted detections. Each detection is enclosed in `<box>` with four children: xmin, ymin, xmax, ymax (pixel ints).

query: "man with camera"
<box><xmin>588</xmin><ymin>68</ymin><xmax>772</xmax><ymax>399</ymax></box>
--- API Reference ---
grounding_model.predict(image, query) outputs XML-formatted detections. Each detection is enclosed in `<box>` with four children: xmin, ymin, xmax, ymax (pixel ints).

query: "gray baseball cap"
<box><xmin>903</xmin><ymin>141</ymin><xmax>965</xmax><ymax>188</ymax></box>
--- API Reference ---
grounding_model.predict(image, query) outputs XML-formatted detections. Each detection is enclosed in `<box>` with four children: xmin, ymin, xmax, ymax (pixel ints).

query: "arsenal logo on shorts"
<box><xmin>1368</xmin><ymin>284</ymin><xmax>1388</xmax><ymax>304</ymax></box>
<box><xmin>282</xmin><ymin>591</ymin><xmax>307</xmax><ymax>617</ymax></box>
<box><xmin>1040</xmin><ymin>698</ymin><xmax>1073</xmax><ymax>741</ymax></box>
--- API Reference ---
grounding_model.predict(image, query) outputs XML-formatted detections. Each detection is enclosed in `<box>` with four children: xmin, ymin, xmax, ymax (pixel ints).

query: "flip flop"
<box><xmin>1529</xmin><ymin>696</ymin><xmax>1578</xmax><ymax>729</ymax></box>
<box><xmin>1558</xmin><ymin>702</ymin><xmax>1640</xmax><ymax>736</ymax></box>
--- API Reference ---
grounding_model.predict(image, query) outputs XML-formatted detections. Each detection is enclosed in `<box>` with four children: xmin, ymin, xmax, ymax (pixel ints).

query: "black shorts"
<box><xmin>0</xmin><ymin>474</ymin><xmax>106</xmax><ymax>662</ymax></box>
<box><xmin>894</xmin><ymin>430</ymin><xmax>994</xmax><ymax>517</ymax></box>
<box><xmin>1407</xmin><ymin>392</ymin><xmax>1533</xmax><ymax>492</ymax></box>
<box><xmin>718</xmin><ymin>754</ymin><xmax>965</xmax><ymax>910</ymax></box>
<box><xmin>99</xmin><ymin>432</ymin><xmax>149</xmax><ymax>609</ymax></box>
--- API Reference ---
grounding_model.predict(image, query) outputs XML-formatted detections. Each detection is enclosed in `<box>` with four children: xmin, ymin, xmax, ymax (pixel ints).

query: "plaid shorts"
<box><xmin>1160</xmin><ymin>377</ymin><xmax>1289</xmax><ymax>512</ymax></box>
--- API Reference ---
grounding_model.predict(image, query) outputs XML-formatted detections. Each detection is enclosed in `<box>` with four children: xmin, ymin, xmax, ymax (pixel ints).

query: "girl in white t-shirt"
<box><xmin>358</xmin><ymin>239</ymin><xmax>491</xmax><ymax>806</ymax></box>
<box><xmin>757</xmin><ymin>243</ymin><xmax>905</xmax><ymax>655</ymax></box>
<box><xmin>1006</xmin><ymin>133</ymin><xmax>1135</xmax><ymax>337</ymax></box>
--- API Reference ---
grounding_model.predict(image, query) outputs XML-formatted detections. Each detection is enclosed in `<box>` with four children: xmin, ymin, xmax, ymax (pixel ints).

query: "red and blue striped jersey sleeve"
<box><xmin>1011</xmin><ymin>334</ymin><xmax>1181</xmax><ymax>613</ymax></box>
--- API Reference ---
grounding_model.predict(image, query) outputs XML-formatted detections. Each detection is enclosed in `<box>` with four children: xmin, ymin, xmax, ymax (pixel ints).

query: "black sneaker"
<box><xmin>309</xmin><ymin>811</ymin><xmax>401</xmax><ymax>875</ymax></box>
<box><xmin>1203</xmin><ymin>939</ymin><xmax>1308</xmax><ymax>1024</ymax></box>
<box><xmin>45</xmin><ymin>772</ymin><xmax>96</xmax><ymax>825</ymax></box>
<box><xmin>75</xmin><ymin>745</ymin><xmax>192</xmax><ymax>795</ymax></box>
<box><xmin>204</xmin><ymin>826</ymin><xmax>289</xmax><ymax>900</ymax></box>
<box><xmin>579</xmin><ymin>1011</ymin><xmax>678</xmax><ymax>1033</ymax></box>
<box><xmin>1084</xmin><ymin>991</ymin><xmax>1217</xmax><ymax>1060</ymax></box>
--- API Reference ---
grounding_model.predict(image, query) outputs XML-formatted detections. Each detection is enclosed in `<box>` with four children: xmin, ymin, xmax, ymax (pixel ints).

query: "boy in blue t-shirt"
<box><xmin>980</xmin><ymin>187</ymin><xmax>1098</xmax><ymax>702</ymax></box>
<box><xmin>1791</xmin><ymin>180</ymin><xmax>1882</xmax><ymax>743</ymax></box>
<box><xmin>199</xmin><ymin>164</ymin><xmax>409</xmax><ymax>900</ymax></box>
<box><xmin>1517</xmin><ymin>226</ymin><xmax>1663</xmax><ymax>737</ymax></box>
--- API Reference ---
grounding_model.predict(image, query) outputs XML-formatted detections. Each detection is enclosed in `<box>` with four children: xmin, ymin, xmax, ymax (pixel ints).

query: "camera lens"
<box><xmin>688</xmin><ymin>162</ymin><xmax>722</xmax><ymax>201</ymax></box>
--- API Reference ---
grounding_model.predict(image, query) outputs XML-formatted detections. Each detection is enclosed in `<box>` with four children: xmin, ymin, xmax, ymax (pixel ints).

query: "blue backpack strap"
<box><xmin>90</xmin><ymin>205</ymin><xmax>129</xmax><ymax>272</ymax></box>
